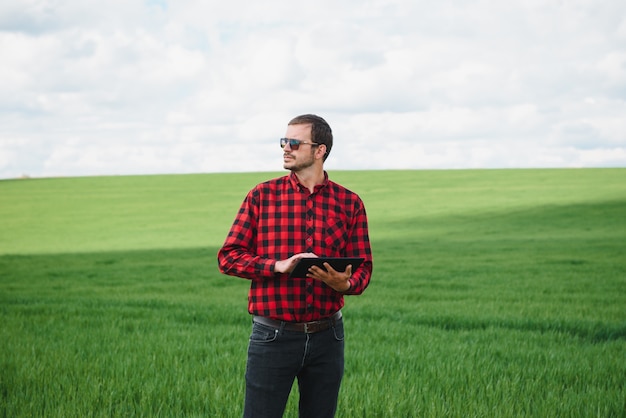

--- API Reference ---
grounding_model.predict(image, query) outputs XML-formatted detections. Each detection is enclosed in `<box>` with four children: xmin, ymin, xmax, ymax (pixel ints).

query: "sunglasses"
<box><xmin>280</xmin><ymin>138</ymin><xmax>320</xmax><ymax>150</ymax></box>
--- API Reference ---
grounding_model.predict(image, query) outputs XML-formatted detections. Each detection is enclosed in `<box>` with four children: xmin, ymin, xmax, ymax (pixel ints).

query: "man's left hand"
<box><xmin>307</xmin><ymin>263</ymin><xmax>352</xmax><ymax>293</ymax></box>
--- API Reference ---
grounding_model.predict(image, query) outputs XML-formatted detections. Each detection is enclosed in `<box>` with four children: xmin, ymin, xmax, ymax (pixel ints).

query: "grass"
<box><xmin>1</xmin><ymin>168</ymin><xmax>625</xmax><ymax>417</ymax></box>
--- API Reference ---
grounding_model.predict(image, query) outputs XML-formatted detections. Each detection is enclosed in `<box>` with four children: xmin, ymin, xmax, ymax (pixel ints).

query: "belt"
<box><xmin>253</xmin><ymin>311</ymin><xmax>342</xmax><ymax>334</ymax></box>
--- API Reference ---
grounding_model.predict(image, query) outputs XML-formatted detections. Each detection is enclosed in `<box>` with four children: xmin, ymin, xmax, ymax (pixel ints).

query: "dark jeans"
<box><xmin>243</xmin><ymin>317</ymin><xmax>345</xmax><ymax>418</ymax></box>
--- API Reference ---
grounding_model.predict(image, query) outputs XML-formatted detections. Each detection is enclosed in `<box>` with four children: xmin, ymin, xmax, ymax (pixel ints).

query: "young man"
<box><xmin>217</xmin><ymin>114</ymin><xmax>373</xmax><ymax>418</ymax></box>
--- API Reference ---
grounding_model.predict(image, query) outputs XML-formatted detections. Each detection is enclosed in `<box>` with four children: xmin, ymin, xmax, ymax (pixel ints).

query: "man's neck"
<box><xmin>293</xmin><ymin>166</ymin><xmax>325</xmax><ymax>193</ymax></box>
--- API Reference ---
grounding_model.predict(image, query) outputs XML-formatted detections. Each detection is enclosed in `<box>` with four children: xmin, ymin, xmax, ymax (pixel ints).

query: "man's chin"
<box><xmin>283</xmin><ymin>161</ymin><xmax>298</xmax><ymax>171</ymax></box>
<box><xmin>283</xmin><ymin>160</ymin><xmax>312</xmax><ymax>172</ymax></box>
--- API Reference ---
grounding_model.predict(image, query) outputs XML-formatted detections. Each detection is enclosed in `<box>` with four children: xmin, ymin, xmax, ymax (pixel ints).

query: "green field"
<box><xmin>1</xmin><ymin>169</ymin><xmax>625</xmax><ymax>417</ymax></box>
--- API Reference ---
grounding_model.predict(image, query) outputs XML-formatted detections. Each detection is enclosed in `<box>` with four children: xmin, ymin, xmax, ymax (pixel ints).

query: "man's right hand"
<box><xmin>274</xmin><ymin>253</ymin><xmax>318</xmax><ymax>274</ymax></box>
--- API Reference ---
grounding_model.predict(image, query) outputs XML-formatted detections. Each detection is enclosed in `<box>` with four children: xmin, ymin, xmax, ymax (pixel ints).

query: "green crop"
<box><xmin>1</xmin><ymin>169</ymin><xmax>625</xmax><ymax>417</ymax></box>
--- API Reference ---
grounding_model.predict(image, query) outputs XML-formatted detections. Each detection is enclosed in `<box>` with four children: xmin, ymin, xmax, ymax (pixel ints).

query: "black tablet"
<box><xmin>289</xmin><ymin>257</ymin><xmax>364</xmax><ymax>278</ymax></box>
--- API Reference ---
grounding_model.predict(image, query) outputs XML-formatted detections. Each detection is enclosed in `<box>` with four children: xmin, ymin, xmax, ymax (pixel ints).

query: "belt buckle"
<box><xmin>303</xmin><ymin>321</ymin><xmax>320</xmax><ymax>333</ymax></box>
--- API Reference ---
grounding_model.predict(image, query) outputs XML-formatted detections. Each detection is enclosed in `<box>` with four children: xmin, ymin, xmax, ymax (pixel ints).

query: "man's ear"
<box><xmin>316</xmin><ymin>144</ymin><xmax>327</xmax><ymax>160</ymax></box>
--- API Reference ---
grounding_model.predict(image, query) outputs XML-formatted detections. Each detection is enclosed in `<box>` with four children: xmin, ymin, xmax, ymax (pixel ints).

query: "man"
<box><xmin>217</xmin><ymin>114</ymin><xmax>373</xmax><ymax>418</ymax></box>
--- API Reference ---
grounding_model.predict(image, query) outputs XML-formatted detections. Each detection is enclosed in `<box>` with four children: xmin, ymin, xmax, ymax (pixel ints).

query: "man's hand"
<box><xmin>274</xmin><ymin>253</ymin><xmax>318</xmax><ymax>274</ymax></box>
<box><xmin>307</xmin><ymin>262</ymin><xmax>352</xmax><ymax>293</ymax></box>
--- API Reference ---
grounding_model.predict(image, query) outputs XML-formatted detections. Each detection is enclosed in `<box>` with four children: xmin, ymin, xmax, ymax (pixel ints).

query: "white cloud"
<box><xmin>0</xmin><ymin>0</ymin><xmax>625</xmax><ymax>179</ymax></box>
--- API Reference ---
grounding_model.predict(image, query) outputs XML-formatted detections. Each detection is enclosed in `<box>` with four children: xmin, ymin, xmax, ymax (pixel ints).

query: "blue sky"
<box><xmin>1</xmin><ymin>0</ymin><xmax>625</xmax><ymax>178</ymax></box>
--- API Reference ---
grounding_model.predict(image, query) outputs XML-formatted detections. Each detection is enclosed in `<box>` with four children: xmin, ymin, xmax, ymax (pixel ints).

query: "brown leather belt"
<box><xmin>253</xmin><ymin>311</ymin><xmax>342</xmax><ymax>334</ymax></box>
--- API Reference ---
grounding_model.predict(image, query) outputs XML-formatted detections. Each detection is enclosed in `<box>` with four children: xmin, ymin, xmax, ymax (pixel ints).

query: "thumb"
<box><xmin>345</xmin><ymin>264</ymin><xmax>353</xmax><ymax>277</ymax></box>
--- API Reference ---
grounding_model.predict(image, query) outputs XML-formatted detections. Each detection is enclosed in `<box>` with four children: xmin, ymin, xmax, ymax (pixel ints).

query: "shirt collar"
<box><xmin>288</xmin><ymin>171</ymin><xmax>329</xmax><ymax>193</ymax></box>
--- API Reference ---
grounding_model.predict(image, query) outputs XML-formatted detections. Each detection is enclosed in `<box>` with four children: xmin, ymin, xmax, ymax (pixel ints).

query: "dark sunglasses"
<box><xmin>280</xmin><ymin>138</ymin><xmax>320</xmax><ymax>150</ymax></box>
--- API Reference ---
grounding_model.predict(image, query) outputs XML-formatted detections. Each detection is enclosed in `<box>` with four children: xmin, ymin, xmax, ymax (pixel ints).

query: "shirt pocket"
<box><xmin>324</xmin><ymin>217</ymin><xmax>348</xmax><ymax>253</ymax></box>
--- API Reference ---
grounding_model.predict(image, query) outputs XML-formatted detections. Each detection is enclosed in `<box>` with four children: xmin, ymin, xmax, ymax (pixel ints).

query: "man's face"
<box><xmin>282</xmin><ymin>123</ymin><xmax>318</xmax><ymax>172</ymax></box>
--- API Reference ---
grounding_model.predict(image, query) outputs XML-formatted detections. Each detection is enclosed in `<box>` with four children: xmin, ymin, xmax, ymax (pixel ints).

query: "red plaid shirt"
<box><xmin>218</xmin><ymin>172</ymin><xmax>373</xmax><ymax>322</ymax></box>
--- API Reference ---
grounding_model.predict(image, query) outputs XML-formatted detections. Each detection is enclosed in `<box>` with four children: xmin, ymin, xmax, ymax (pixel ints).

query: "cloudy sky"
<box><xmin>1</xmin><ymin>0</ymin><xmax>625</xmax><ymax>179</ymax></box>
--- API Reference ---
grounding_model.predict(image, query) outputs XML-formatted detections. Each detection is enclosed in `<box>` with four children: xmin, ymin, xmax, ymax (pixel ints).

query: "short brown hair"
<box><xmin>288</xmin><ymin>114</ymin><xmax>333</xmax><ymax>161</ymax></box>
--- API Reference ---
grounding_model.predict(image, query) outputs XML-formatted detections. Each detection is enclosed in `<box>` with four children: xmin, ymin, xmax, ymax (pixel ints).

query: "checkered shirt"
<box><xmin>217</xmin><ymin>172</ymin><xmax>373</xmax><ymax>322</ymax></box>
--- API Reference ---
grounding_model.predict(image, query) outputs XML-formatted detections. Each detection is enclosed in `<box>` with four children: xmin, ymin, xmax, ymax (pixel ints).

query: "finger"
<box><xmin>323</xmin><ymin>262</ymin><xmax>337</xmax><ymax>274</ymax></box>
<box><xmin>307</xmin><ymin>265</ymin><xmax>325</xmax><ymax>277</ymax></box>
<box><xmin>345</xmin><ymin>264</ymin><xmax>353</xmax><ymax>276</ymax></box>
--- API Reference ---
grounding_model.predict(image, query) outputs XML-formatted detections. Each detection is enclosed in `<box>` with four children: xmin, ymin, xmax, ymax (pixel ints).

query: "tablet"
<box><xmin>289</xmin><ymin>257</ymin><xmax>364</xmax><ymax>278</ymax></box>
